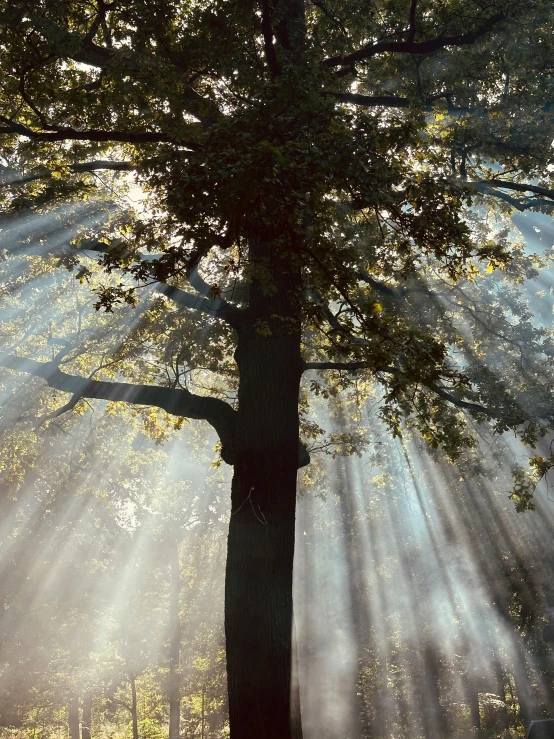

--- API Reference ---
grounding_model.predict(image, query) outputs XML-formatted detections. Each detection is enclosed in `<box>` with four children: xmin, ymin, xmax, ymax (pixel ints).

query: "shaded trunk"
<box><xmin>82</xmin><ymin>692</ymin><xmax>92</xmax><ymax>739</ymax></box>
<box><xmin>130</xmin><ymin>674</ymin><xmax>139</xmax><ymax>739</ymax></box>
<box><xmin>468</xmin><ymin>679</ymin><xmax>481</xmax><ymax>736</ymax></box>
<box><xmin>168</xmin><ymin>542</ymin><xmax>181</xmax><ymax>739</ymax></box>
<box><xmin>225</xmin><ymin>239</ymin><xmax>303</xmax><ymax>739</ymax></box>
<box><xmin>492</xmin><ymin>657</ymin><xmax>510</xmax><ymax>731</ymax></box>
<box><xmin>513</xmin><ymin>654</ymin><xmax>539</xmax><ymax>728</ymax></box>
<box><xmin>422</xmin><ymin>644</ymin><xmax>449</xmax><ymax>738</ymax></box>
<box><xmin>201</xmin><ymin>684</ymin><xmax>206</xmax><ymax>739</ymax></box>
<box><xmin>68</xmin><ymin>695</ymin><xmax>80</xmax><ymax>739</ymax></box>
<box><xmin>533</xmin><ymin>647</ymin><xmax>554</xmax><ymax>717</ymax></box>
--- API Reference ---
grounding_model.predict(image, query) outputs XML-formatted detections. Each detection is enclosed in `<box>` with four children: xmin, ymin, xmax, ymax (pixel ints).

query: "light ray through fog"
<box><xmin>295</xmin><ymin>268</ymin><xmax>554</xmax><ymax>739</ymax></box>
<box><xmin>2</xmin><ymin>191</ymin><xmax>554</xmax><ymax>738</ymax></box>
<box><xmin>295</xmin><ymin>207</ymin><xmax>554</xmax><ymax>737</ymax></box>
<box><xmin>0</xmin><ymin>213</ymin><xmax>215</xmax><ymax>681</ymax></box>
<box><xmin>0</xmin><ymin>202</ymin><xmax>116</xmax><ymax>260</ymax></box>
<box><xmin>295</xmin><ymin>412</ymin><xmax>554</xmax><ymax>738</ymax></box>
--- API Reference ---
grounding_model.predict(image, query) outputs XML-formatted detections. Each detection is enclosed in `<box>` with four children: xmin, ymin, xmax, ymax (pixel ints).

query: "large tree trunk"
<box><xmin>225</xmin><ymin>238</ymin><xmax>303</xmax><ymax>739</ymax></box>
<box><xmin>168</xmin><ymin>541</ymin><xmax>181</xmax><ymax>739</ymax></box>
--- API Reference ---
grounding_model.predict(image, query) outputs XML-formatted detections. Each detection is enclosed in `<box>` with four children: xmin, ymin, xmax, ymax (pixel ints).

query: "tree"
<box><xmin>2</xmin><ymin>0</ymin><xmax>554</xmax><ymax>737</ymax></box>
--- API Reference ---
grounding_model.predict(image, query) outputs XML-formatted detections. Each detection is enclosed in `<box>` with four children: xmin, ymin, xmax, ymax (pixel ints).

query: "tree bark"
<box><xmin>68</xmin><ymin>695</ymin><xmax>80</xmax><ymax>739</ymax></box>
<box><xmin>82</xmin><ymin>692</ymin><xmax>92</xmax><ymax>739</ymax></box>
<box><xmin>225</xmin><ymin>239</ymin><xmax>303</xmax><ymax>739</ymax></box>
<box><xmin>168</xmin><ymin>541</ymin><xmax>181</xmax><ymax>739</ymax></box>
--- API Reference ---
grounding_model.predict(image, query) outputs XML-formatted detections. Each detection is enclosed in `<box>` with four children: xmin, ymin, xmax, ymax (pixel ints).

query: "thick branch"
<box><xmin>0</xmin><ymin>117</ymin><xmax>200</xmax><ymax>148</ymax></box>
<box><xmin>466</xmin><ymin>181</ymin><xmax>554</xmax><ymax>211</ymax></box>
<box><xmin>408</xmin><ymin>0</ymin><xmax>418</xmax><ymax>43</ymax></box>
<box><xmin>468</xmin><ymin>179</ymin><xmax>554</xmax><ymax>201</ymax></box>
<box><xmin>155</xmin><ymin>283</ymin><xmax>245</xmax><ymax>329</ymax></box>
<box><xmin>357</xmin><ymin>270</ymin><xmax>399</xmax><ymax>298</ymax></box>
<box><xmin>184</xmin><ymin>244</ymin><xmax>225</xmax><ymax>299</ymax></box>
<box><xmin>81</xmin><ymin>240</ymin><xmax>244</xmax><ymax>328</ymax></box>
<box><xmin>303</xmin><ymin>361</ymin><xmax>368</xmax><ymax>371</ymax></box>
<box><xmin>260</xmin><ymin>0</ymin><xmax>283</xmax><ymax>76</ymax></box>
<box><xmin>328</xmin><ymin>91</ymin><xmax>470</xmax><ymax>112</ymax></box>
<box><xmin>323</xmin><ymin>12</ymin><xmax>504</xmax><ymax>68</ymax></box>
<box><xmin>0</xmin><ymin>160</ymin><xmax>134</xmax><ymax>186</ymax></box>
<box><xmin>510</xmin><ymin>200</ymin><xmax>554</xmax><ymax>211</ymax></box>
<box><xmin>426</xmin><ymin>382</ymin><xmax>502</xmax><ymax>419</ymax></box>
<box><xmin>143</xmin><ymin>242</ymin><xmax>245</xmax><ymax>325</ymax></box>
<box><xmin>0</xmin><ymin>353</ymin><xmax>237</xmax><ymax>462</ymax></box>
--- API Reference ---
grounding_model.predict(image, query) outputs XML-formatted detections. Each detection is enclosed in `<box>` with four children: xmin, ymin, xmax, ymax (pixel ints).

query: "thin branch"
<box><xmin>426</xmin><ymin>381</ymin><xmax>502</xmax><ymax>419</ymax></box>
<box><xmin>323</xmin><ymin>11</ymin><xmax>504</xmax><ymax>69</ymax></box>
<box><xmin>309</xmin><ymin>0</ymin><xmax>348</xmax><ymax>36</ymax></box>
<box><xmin>306</xmin><ymin>289</ymin><xmax>368</xmax><ymax>345</ymax></box>
<box><xmin>329</xmin><ymin>92</ymin><xmax>411</xmax><ymax>108</ymax></box>
<box><xmin>36</xmin><ymin>393</ymin><xmax>82</xmax><ymax>427</ymax></box>
<box><xmin>303</xmin><ymin>359</ymin><xmax>503</xmax><ymax>418</ymax></box>
<box><xmin>28</xmin><ymin>12</ymin><xmax>221</xmax><ymax>125</ymax></box>
<box><xmin>475</xmin><ymin>185</ymin><xmax>528</xmax><ymax>210</ymax></box>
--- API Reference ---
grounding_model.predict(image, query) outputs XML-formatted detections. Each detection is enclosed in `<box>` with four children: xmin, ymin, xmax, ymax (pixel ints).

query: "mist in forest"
<box><xmin>1</xmin><ymin>205</ymin><xmax>554</xmax><ymax>739</ymax></box>
<box><xmin>294</xmin><ymin>210</ymin><xmax>554</xmax><ymax>738</ymax></box>
<box><xmin>295</xmin><ymin>423</ymin><xmax>554</xmax><ymax>738</ymax></box>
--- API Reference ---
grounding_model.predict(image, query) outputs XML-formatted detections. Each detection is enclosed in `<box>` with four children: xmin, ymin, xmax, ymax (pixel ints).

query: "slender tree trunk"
<box><xmin>225</xmin><ymin>238</ymin><xmax>303</xmax><ymax>739</ymax></box>
<box><xmin>201</xmin><ymin>684</ymin><xmax>205</xmax><ymax>739</ymax></box>
<box><xmin>468</xmin><ymin>679</ymin><xmax>481</xmax><ymax>736</ymax></box>
<box><xmin>82</xmin><ymin>692</ymin><xmax>92</xmax><ymax>739</ymax></box>
<box><xmin>130</xmin><ymin>674</ymin><xmax>139</xmax><ymax>739</ymax></box>
<box><xmin>492</xmin><ymin>657</ymin><xmax>510</xmax><ymax>731</ymax></box>
<box><xmin>513</xmin><ymin>666</ymin><xmax>539</xmax><ymax>728</ymax></box>
<box><xmin>168</xmin><ymin>542</ymin><xmax>181</xmax><ymax>739</ymax></box>
<box><xmin>422</xmin><ymin>644</ymin><xmax>449</xmax><ymax>738</ymax></box>
<box><xmin>290</xmin><ymin>614</ymin><xmax>303</xmax><ymax>739</ymax></box>
<box><xmin>68</xmin><ymin>695</ymin><xmax>80</xmax><ymax>739</ymax></box>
